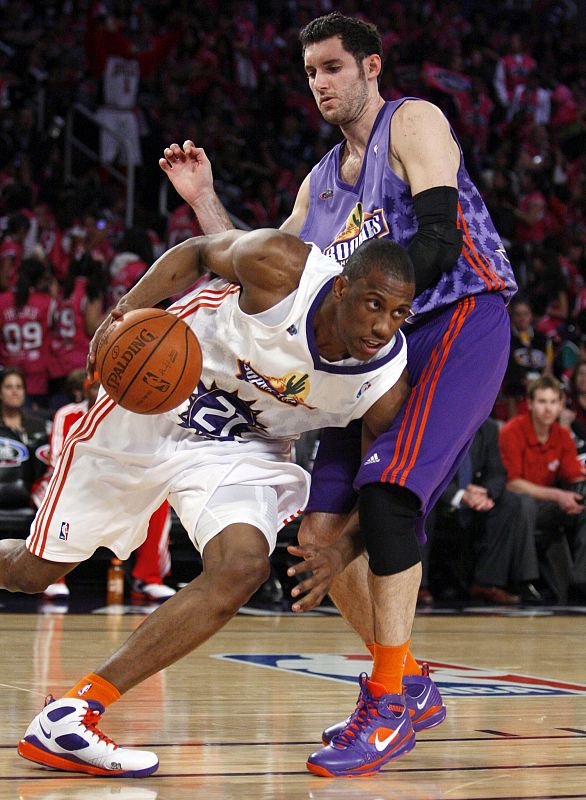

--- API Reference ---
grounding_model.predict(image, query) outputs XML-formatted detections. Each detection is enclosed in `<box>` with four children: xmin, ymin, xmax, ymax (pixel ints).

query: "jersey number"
<box><xmin>191</xmin><ymin>396</ymin><xmax>250</xmax><ymax>439</ymax></box>
<box><xmin>3</xmin><ymin>321</ymin><xmax>43</xmax><ymax>352</ymax></box>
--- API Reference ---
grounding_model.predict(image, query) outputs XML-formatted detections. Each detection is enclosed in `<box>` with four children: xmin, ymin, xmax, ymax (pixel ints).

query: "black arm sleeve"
<box><xmin>407</xmin><ymin>186</ymin><xmax>463</xmax><ymax>296</ymax></box>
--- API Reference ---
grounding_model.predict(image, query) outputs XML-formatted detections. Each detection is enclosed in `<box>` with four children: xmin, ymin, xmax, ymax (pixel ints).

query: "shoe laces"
<box><xmin>332</xmin><ymin>674</ymin><xmax>379</xmax><ymax>748</ymax></box>
<box><xmin>80</xmin><ymin>707</ymin><xmax>118</xmax><ymax>750</ymax></box>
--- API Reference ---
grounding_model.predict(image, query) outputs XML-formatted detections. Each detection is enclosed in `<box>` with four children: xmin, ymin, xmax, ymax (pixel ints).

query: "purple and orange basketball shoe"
<box><xmin>18</xmin><ymin>696</ymin><xmax>159</xmax><ymax>777</ymax></box>
<box><xmin>307</xmin><ymin>674</ymin><xmax>416</xmax><ymax>777</ymax></box>
<box><xmin>321</xmin><ymin>662</ymin><xmax>446</xmax><ymax>744</ymax></box>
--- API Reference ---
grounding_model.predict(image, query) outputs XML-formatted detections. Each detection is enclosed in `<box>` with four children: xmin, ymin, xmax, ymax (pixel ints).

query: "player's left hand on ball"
<box><xmin>287</xmin><ymin>543</ymin><xmax>344</xmax><ymax>612</ymax></box>
<box><xmin>86</xmin><ymin>307</ymin><xmax>126</xmax><ymax>378</ymax></box>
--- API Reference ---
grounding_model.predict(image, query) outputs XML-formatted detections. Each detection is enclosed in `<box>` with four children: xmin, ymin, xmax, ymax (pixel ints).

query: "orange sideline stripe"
<box><xmin>458</xmin><ymin>205</ymin><xmax>502</xmax><ymax>290</ymax></box>
<box><xmin>385</xmin><ymin>300</ymin><xmax>469</xmax><ymax>484</ymax></box>
<box><xmin>29</xmin><ymin>396</ymin><xmax>116</xmax><ymax>557</ymax></box>
<box><xmin>381</xmin><ymin>301</ymin><xmax>468</xmax><ymax>482</ymax></box>
<box><xmin>394</xmin><ymin>296</ymin><xmax>475</xmax><ymax>485</ymax></box>
<box><xmin>462</xmin><ymin>244</ymin><xmax>494</xmax><ymax>290</ymax></box>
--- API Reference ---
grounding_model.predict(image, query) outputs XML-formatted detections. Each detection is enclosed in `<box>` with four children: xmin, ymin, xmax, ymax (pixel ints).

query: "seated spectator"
<box><xmin>436</xmin><ymin>418</ymin><xmax>541</xmax><ymax>605</ymax></box>
<box><xmin>504</xmin><ymin>296</ymin><xmax>553</xmax><ymax>416</ymax></box>
<box><xmin>499</xmin><ymin>376</ymin><xmax>586</xmax><ymax>602</ymax></box>
<box><xmin>0</xmin><ymin>367</ymin><xmax>48</xmax><ymax>509</ymax></box>
<box><xmin>0</xmin><ymin>257</ymin><xmax>55</xmax><ymax>408</ymax></box>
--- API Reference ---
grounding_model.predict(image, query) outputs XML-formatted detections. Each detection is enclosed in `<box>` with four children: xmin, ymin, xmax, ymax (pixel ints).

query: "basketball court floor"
<box><xmin>0</xmin><ymin>596</ymin><xmax>585</xmax><ymax>800</ymax></box>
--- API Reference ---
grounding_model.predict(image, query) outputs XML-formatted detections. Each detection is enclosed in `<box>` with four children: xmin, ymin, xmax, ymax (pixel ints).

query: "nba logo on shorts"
<box><xmin>59</xmin><ymin>521</ymin><xmax>69</xmax><ymax>541</ymax></box>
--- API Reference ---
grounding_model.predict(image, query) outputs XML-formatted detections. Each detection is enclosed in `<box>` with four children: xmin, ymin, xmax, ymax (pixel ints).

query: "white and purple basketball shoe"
<box><xmin>18</xmin><ymin>696</ymin><xmax>159</xmax><ymax>777</ymax></box>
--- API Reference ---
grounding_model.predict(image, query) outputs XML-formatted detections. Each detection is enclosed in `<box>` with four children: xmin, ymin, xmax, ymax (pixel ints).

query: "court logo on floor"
<box><xmin>213</xmin><ymin>654</ymin><xmax>586</xmax><ymax>696</ymax></box>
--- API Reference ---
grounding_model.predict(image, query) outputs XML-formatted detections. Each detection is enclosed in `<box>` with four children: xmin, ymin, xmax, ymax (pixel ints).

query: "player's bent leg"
<box><xmin>0</xmin><ymin>540</ymin><xmax>78</xmax><ymax>594</ymax></box>
<box><xmin>19</xmin><ymin>524</ymin><xmax>270</xmax><ymax>778</ymax></box>
<box><xmin>318</xmin><ymin>484</ymin><xmax>445</xmax><ymax>751</ymax></box>
<box><xmin>95</xmin><ymin>523</ymin><xmax>271</xmax><ymax>693</ymax></box>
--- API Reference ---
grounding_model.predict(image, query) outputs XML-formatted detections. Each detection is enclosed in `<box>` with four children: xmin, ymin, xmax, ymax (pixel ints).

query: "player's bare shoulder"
<box><xmin>393</xmin><ymin>99</ymin><xmax>449</xmax><ymax>138</ymax></box>
<box><xmin>232</xmin><ymin>229</ymin><xmax>312</xmax><ymax>296</ymax></box>
<box><xmin>389</xmin><ymin>99</ymin><xmax>460</xmax><ymax>189</ymax></box>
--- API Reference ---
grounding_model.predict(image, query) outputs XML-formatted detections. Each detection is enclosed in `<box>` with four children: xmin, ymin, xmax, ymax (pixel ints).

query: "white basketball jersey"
<box><xmin>167</xmin><ymin>245</ymin><xmax>407</xmax><ymax>443</ymax></box>
<box><xmin>103</xmin><ymin>56</ymin><xmax>140</xmax><ymax>108</ymax></box>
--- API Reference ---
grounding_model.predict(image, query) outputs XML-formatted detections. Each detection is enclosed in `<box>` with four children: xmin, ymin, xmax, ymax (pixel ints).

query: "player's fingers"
<box><xmin>159</xmin><ymin>157</ymin><xmax>171</xmax><ymax>171</ymax></box>
<box><xmin>169</xmin><ymin>143</ymin><xmax>185</xmax><ymax>159</ymax></box>
<box><xmin>292</xmin><ymin>585</ymin><xmax>327</xmax><ymax>612</ymax></box>
<box><xmin>287</xmin><ymin>555</ymin><xmax>321</xmax><ymax>578</ymax></box>
<box><xmin>286</xmin><ymin>544</ymin><xmax>316</xmax><ymax>563</ymax></box>
<box><xmin>290</xmin><ymin>574</ymin><xmax>321</xmax><ymax>597</ymax></box>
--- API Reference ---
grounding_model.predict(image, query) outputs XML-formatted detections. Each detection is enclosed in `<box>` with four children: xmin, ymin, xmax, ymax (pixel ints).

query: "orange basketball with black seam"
<box><xmin>96</xmin><ymin>308</ymin><xmax>202</xmax><ymax>414</ymax></box>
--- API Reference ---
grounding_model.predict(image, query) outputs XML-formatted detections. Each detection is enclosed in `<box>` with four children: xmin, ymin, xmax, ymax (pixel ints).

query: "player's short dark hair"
<box><xmin>528</xmin><ymin>374</ymin><xmax>563</xmax><ymax>401</ymax></box>
<box><xmin>299</xmin><ymin>12</ymin><xmax>383</xmax><ymax>65</ymax></box>
<box><xmin>342</xmin><ymin>239</ymin><xmax>414</xmax><ymax>286</ymax></box>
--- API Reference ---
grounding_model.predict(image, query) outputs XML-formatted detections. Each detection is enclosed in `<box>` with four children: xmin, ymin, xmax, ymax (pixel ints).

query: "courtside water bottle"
<box><xmin>107</xmin><ymin>558</ymin><xmax>125</xmax><ymax>605</ymax></box>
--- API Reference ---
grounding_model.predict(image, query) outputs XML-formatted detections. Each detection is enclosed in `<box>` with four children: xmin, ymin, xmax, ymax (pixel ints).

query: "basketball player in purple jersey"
<box><xmin>160</xmin><ymin>12</ymin><xmax>516</xmax><ymax>778</ymax></box>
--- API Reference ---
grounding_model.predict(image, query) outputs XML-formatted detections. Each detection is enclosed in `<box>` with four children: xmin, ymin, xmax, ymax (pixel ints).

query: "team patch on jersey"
<box><xmin>178</xmin><ymin>379</ymin><xmax>266</xmax><ymax>440</ymax></box>
<box><xmin>0</xmin><ymin>437</ymin><xmax>30</xmax><ymax>466</ymax></box>
<box><xmin>323</xmin><ymin>202</ymin><xmax>390</xmax><ymax>264</ymax></box>
<box><xmin>236</xmin><ymin>360</ymin><xmax>316</xmax><ymax>408</ymax></box>
<box><xmin>212</xmin><ymin>653</ymin><xmax>586</xmax><ymax>697</ymax></box>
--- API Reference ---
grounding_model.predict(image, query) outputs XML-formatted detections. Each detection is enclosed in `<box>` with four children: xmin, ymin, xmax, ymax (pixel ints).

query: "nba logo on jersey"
<box><xmin>59</xmin><ymin>521</ymin><xmax>69</xmax><ymax>541</ymax></box>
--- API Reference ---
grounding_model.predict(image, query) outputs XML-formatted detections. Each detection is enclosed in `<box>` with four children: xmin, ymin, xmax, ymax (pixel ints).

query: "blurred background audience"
<box><xmin>0</xmin><ymin>0</ymin><xmax>584</xmax><ymax>606</ymax></box>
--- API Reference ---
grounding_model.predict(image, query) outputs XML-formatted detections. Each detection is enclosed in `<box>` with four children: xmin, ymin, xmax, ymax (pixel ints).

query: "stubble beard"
<box><xmin>318</xmin><ymin>76</ymin><xmax>370</xmax><ymax>128</ymax></box>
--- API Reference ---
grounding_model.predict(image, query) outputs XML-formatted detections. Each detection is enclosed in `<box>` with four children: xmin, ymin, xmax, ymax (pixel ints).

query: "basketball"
<box><xmin>96</xmin><ymin>308</ymin><xmax>202</xmax><ymax>414</ymax></box>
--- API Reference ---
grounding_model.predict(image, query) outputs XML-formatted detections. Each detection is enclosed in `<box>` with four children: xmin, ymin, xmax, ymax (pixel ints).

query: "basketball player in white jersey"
<box><xmin>1</xmin><ymin>227</ymin><xmax>415</xmax><ymax>777</ymax></box>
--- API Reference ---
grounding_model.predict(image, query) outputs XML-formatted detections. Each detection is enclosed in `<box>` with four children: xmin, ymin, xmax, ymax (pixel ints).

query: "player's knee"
<box><xmin>0</xmin><ymin>540</ymin><xmax>58</xmax><ymax>594</ymax></box>
<box><xmin>214</xmin><ymin>553</ymin><xmax>271</xmax><ymax>610</ymax></box>
<box><xmin>359</xmin><ymin>483</ymin><xmax>421</xmax><ymax>577</ymax></box>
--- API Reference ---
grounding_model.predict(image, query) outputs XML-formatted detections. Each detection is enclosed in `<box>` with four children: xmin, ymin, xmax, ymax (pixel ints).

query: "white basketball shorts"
<box><xmin>26</xmin><ymin>395</ymin><xmax>308</xmax><ymax>563</ymax></box>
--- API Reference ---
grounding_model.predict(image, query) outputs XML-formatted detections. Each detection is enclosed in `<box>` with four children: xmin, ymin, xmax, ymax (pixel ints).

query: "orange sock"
<box><xmin>403</xmin><ymin>649</ymin><xmax>422</xmax><ymax>676</ymax></box>
<box><xmin>370</xmin><ymin>640</ymin><xmax>410</xmax><ymax>695</ymax></box>
<box><xmin>366</xmin><ymin>642</ymin><xmax>375</xmax><ymax>658</ymax></box>
<box><xmin>64</xmin><ymin>673</ymin><xmax>121</xmax><ymax>709</ymax></box>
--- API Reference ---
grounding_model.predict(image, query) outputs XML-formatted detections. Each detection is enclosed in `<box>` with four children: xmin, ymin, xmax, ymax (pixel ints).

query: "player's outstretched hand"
<box><xmin>86</xmin><ymin>307</ymin><xmax>126</xmax><ymax>378</ymax></box>
<box><xmin>159</xmin><ymin>140</ymin><xmax>213</xmax><ymax>207</ymax></box>
<box><xmin>287</xmin><ymin>543</ymin><xmax>345</xmax><ymax>612</ymax></box>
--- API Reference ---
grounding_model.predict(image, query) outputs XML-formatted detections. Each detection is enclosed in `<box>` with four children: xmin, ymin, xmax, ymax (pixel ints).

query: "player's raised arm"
<box><xmin>160</xmin><ymin>140</ymin><xmax>235</xmax><ymax>234</ymax></box>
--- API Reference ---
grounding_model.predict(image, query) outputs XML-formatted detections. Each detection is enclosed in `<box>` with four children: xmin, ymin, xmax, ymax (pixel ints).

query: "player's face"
<box><xmin>303</xmin><ymin>37</ymin><xmax>371</xmax><ymax>126</ymax></box>
<box><xmin>0</xmin><ymin>374</ymin><xmax>25</xmax><ymax>410</ymax></box>
<box><xmin>335</xmin><ymin>270</ymin><xmax>414</xmax><ymax>360</ymax></box>
<box><xmin>529</xmin><ymin>388</ymin><xmax>563</xmax><ymax>429</ymax></box>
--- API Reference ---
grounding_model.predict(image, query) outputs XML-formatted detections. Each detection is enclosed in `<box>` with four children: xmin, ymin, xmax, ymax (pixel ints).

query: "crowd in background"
<box><xmin>0</xmin><ymin>0</ymin><xmax>584</xmax><ymax>604</ymax></box>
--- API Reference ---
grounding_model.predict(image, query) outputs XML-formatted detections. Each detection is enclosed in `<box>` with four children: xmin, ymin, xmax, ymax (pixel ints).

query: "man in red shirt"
<box><xmin>499</xmin><ymin>375</ymin><xmax>586</xmax><ymax>600</ymax></box>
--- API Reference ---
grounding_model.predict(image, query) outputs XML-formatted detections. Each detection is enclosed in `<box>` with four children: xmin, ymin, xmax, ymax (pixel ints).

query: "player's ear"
<box><xmin>365</xmin><ymin>54</ymin><xmax>381</xmax><ymax>79</ymax></box>
<box><xmin>332</xmin><ymin>274</ymin><xmax>349</xmax><ymax>301</ymax></box>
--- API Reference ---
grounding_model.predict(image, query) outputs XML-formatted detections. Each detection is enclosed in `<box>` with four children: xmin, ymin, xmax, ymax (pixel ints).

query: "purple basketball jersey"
<box><xmin>299</xmin><ymin>98</ymin><xmax>517</xmax><ymax>321</ymax></box>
